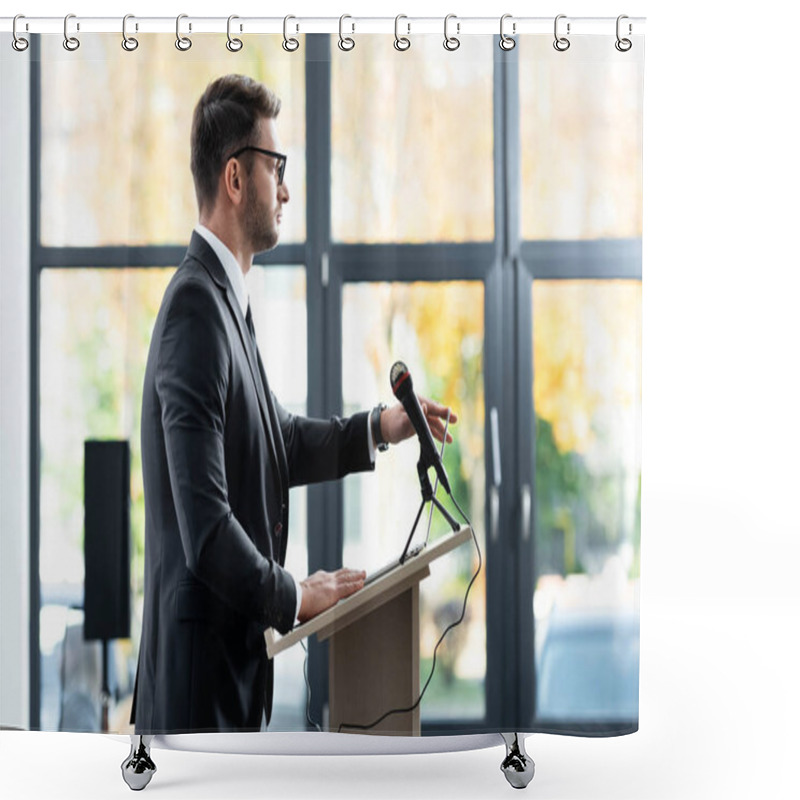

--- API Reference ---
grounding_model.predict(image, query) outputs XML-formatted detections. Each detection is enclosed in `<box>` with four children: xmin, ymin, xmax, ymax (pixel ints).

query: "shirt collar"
<box><xmin>194</xmin><ymin>224</ymin><xmax>249</xmax><ymax>316</ymax></box>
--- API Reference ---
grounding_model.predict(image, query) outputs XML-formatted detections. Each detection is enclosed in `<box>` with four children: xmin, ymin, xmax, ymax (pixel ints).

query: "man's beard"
<box><xmin>244</xmin><ymin>178</ymin><xmax>279</xmax><ymax>253</ymax></box>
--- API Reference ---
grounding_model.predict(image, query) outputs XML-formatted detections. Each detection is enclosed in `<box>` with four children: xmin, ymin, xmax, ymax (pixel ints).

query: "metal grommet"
<box><xmin>615</xmin><ymin>15</ymin><xmax>632</xmax><ymax>52</ymax></box>
<box><xmin>443</xmin><ymin>14</ymin><xmax>460</xmax><ymax>51</ymax></box>
<box><xmin>338</xmin><ymin>14</ymin><xmax>355</xmax><ymax>51</ymax></box>
<box><xmin>12</xmin><ymin>15</ymin><xmax>29</xmax><ymax>52</ymax></box>
<box><xmin>553</xmin><ymin>14</ymin><xmax>570</xmax><ymax>52</ymax></box>
<box><xmin>282</xmin><ymin>15</ymin><xmax>299</xmax><ymax>52</ymax></box>
<box><xmin>63</xmin><ymin>13</ymin><xmax>80</xmax><ymax>51</ymax></box>
<box><xmin>176</xmin><ymin>14</ymin><xmax>192</xmax><ymax>51</ymax></box>
<box><xmin>499</xmin><ymin>13</ymin><xmax>516</xmax><ymax>51</ymax></box>
<box><xmin>121</xmin><ymin>14</ymin><xmax>139</xmax><ymax>52</ymax></box>
<box><xmin>226</xmin><ymin>15</ymin><xmax>243</xmax><ymax>52</ymax></box>
<box><xmin>394</xmin><ymin>14</ymin><xmax>411</xmax><ymax>51</ymax></box>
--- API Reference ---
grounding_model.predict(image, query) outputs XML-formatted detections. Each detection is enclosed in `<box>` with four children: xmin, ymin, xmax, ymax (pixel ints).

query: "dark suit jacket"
<box><xmin>131</xmin><ymin>232</ymin><xmax>373</xmax><ymax>733</ymax></box>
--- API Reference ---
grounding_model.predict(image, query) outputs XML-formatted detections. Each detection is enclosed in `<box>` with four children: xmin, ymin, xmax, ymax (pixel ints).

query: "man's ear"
<box><xmin>222</xmin><ymin>158</ymin><xmax>245</xmax><ymax>206</ymax></box>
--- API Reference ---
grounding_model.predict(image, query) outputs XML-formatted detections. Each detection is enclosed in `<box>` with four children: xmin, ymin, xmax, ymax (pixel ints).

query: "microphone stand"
<box><xmin>400</xmin><ymin>454</ymin><xmax>461</xmax><ymax>565</ymax></box>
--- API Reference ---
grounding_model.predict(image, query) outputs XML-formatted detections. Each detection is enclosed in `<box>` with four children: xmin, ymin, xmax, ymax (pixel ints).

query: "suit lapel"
<box><xmin>187</xmin><ymin>233</ymin><xmax>286</xmax><ymax>504</ymax></box>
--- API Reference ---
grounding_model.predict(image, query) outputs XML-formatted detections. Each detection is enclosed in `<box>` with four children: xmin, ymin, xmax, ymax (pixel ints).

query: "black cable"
<box><xmin>337</xmin><ymin>494</ymin><xmax>481</xmax><ymax>733</ymax></box>
<box><xmin>300</xmin><ymin>640</ymin><xmax>322</xmax><ymax>732</ymax></box>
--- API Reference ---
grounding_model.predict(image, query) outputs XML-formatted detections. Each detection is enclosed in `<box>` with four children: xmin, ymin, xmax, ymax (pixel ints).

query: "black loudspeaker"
<box><xmin>83</xmin><ymin>440</ymin><xmax>131</xmax><ymax>641</ymax></box>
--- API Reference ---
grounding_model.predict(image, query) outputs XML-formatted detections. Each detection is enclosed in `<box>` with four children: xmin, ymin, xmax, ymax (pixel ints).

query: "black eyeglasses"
<box><xmin>226</xmin><ymin>146</ymin><xmax>287</xmax><ymax>185</ymax></box>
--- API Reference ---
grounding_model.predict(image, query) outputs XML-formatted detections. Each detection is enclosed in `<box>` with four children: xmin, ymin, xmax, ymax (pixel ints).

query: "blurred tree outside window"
<box><xmin>342</xmin><ymin>282</ymin><xmax>486</xmax><ymax>721</ymax></box>
<box><xmin>331</xmin><ymin>35</ymin><xmax>494</xmax><ymax>243</ymax></box>
<box><xmin>40</xmin><ymin>34</ymin><xmax>306</xmax><ymax>246</ymax></box>
<box><xmin>519</xmin><ymin>36</ymin><xmax>643</xmax><ymax>240</ymax></box>
<box><xmin>532</xmin><ymin>281</ymin><xmax>642</xmax><ymax>721</ymax></box>
<box><xmin>518</xmin><ymin>36</ymin><xmax>643</xmax><ymax>722</ymax></box>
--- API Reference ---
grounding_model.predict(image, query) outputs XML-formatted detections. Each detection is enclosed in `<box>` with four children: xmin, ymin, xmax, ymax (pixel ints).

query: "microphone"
<box><xmin>390</xmin><ymin>361</ymin><xmax>451</xmax><ymax>495</ymax></box>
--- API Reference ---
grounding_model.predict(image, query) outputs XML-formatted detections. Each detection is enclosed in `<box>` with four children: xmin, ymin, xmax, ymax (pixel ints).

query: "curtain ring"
<box><xmin>226</xmin><ymin>15</ymin><xmax>243</xmax><ymax>52</ymax></box>
<box><xmin>338</xmin><ymin>15</ymin><xmax>355</xmax><ymax>51</ymax></box>
<box><xmin>122</xmin><ymin>14</ymin><xmax>139</xmax><ymax>52</ymax></box>
<box><xmin>282</xmin><ymin>15</ymin><xmax>299</xmax><ymax>52</ymax></box>
<box><xmin>443</xmin><ymin>14</ymin><xmax>460</xmax><ymax>51</ymax></box>
<box><xmin>176</xmin><ymin>14</ymin><xmax>192</xmax><ymax>51</ymax></box>
<box><xmin>63</xmin><ymin>13</ymin><xmax>80</xmax><ymax>51</ymax></box>
<box><xmin>615</xmin><ymin>15</ymin><xmax>632</xmax><ymax>52</ymax></box>
<box><xmin>553</xmin><ymin>14</ymin><xmax>570</xmax><ymax>52</ymax></box>
<box><xmin>12</xmin><ymin>15</ymin><xmax>29</xmax><ymax>52</ymax></box>
<box><xmin>499</xmin><ymin>14</ymin><xmax>516</xmax><ymax>51</ymax></box>
<box><xmin>394</xmin><ymin>15</ymin><xmax>411</xmax><ymax>51</ymax></box>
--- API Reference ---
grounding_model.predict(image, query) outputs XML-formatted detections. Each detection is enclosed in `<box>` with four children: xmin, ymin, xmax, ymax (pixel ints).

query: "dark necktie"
<box><xmin>245</xmin><ymin>302</ymin><xmax>257</xmax><ymax>346</ymax></box>
<box><xmin>244</xmin><ymin>301</ymin><xmax>286</xmax><ymax>513</ymax></box>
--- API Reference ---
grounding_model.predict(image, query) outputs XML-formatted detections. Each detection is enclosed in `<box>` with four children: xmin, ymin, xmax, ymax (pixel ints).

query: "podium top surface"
<box><xmin>265</xmin><ymin>525</ymin><xmax>472</xmax><ymax>659</ymax></box>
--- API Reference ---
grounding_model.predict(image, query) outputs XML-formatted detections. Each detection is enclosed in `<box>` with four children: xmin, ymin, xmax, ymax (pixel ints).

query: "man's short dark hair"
<box><xmin>191</xmin><ymin>74</ymin><xmax>281</xmax><ymax>213</ymax></box>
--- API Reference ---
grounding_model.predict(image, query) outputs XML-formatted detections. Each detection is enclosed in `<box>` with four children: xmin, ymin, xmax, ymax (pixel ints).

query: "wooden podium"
<box><xmin>265</xmin><ymin>525</ymin><xmax>472</xmax><ymax>736</ymax></box>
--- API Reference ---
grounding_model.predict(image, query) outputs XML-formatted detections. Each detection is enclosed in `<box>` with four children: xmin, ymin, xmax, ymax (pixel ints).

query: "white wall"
<box><xmin>0</xmin><ymin>35</ymin><xmax>31</xmax><ymax>730</ymax></box>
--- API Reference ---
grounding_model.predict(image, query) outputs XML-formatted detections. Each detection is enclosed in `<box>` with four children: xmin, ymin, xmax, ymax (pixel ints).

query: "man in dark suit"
<box><xmin>131</xmin><ymin>75</ymin><xmax>454</xmax><ymax>733</ymax></box>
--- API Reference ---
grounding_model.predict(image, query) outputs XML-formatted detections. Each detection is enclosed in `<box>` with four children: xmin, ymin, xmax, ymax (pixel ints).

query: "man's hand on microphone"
<box><xmin>297</xmin><ymin>568</ymin><xmax>366</xmax><ymax>623</ymax></box>
<box><xmin>380</xmin><ymin>396</ymin><xmax>457</xmax><ymax>447</ymax></box>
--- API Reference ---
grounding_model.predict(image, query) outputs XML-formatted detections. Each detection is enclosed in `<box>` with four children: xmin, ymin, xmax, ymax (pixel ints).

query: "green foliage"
<box><xmin>534</xmin><ymin>413</ymin><xmax>641</xmax><ymax>578</ymax></box>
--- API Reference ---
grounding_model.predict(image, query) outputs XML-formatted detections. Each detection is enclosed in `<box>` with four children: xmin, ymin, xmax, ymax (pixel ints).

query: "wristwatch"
<box><xmin>371</xmin><ymin>403</ymin><xmax>389</xmax><ymax>452</ymax></box>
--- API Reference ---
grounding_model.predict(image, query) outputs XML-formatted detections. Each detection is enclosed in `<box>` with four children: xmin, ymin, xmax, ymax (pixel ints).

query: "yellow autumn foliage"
<box><xmin>533</xmin><ymin>280</ymin><xmax>641</xmax><ymax>455</ymax></box>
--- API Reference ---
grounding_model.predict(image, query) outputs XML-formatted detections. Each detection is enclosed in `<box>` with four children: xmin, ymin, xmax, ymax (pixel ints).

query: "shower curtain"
<box><xmin>1</xmin><ymin>18</ymin><xmax>643</xmax><ymax>743</ymax></box>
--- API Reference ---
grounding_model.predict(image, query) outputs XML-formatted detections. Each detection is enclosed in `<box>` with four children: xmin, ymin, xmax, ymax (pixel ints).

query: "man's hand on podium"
<box><xmin>297</xmin><ymin>568</ymin><xmax>366</xmax><ymax>623</ymax></box>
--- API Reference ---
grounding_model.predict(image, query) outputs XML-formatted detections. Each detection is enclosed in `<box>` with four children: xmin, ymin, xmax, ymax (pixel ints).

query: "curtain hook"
<box><xmin>394</xmin><ymin>14</ymin><xmax>411</xmax><ymax>51</ymax></box>
<box><xmin>283</xmin><ymin>15</ymin><xmax>300</xmax><ymax>52</ymax></box>
<box><xmin>615</xmin><ymin>15</ymin><xmax>633</xmax><ymax>52</ymax></box>
<box><xmin>12</xmin><ymin>14</ymin><xmax>29</xmax><ymax>52</ymax></box>
<box><xmin>63</xmin><ymin>13</ymin><xmax>80</xmax><ymax>51</ymax></box>
<box><xmin>226</xmin><ymin>15</ymin><xmax>243</xmax><ymax>52</ymax></box>
<box><xmin>499</xmin><ymin>14</ymin><xmax>516</xmax><ymax>51</ymax></box>
<box><xmin>338</xmin><ymin>14</ymin><xmax>355</xmax><ymax>51</ymax></box>
<box><xmin>122</xmin><ymin>14</ymin><xmax>139</xmax><ymax>52</ymax></box>
<box><xmin>176</xmin><ymin>14</ymin><xmax>192</xmax><ymax>51</ymax></box>
<box><xmin>553</xmin><ymin>14</ymin><xmax>570</xmax><ymax>52</ymax></box>
<box><xmin>443</xmin><ymin>14</ymin><xmax>460</xmax><ymax>51</ymax></box>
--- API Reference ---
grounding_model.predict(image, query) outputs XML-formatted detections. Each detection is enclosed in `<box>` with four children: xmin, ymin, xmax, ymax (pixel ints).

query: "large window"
<box><xmin>330</xmin><ymin>35</ymin><xmax>495</xmax><ymax>727</ymax></box>
<box><xmin>31</xmin><ymin>33</ymin><xmax>641</xmax><ymax>734</ymax></box>
<box><xmin>519</xmin><ymin>35</ymin><xmax>643</xmax><ymax>730</ymax></box>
